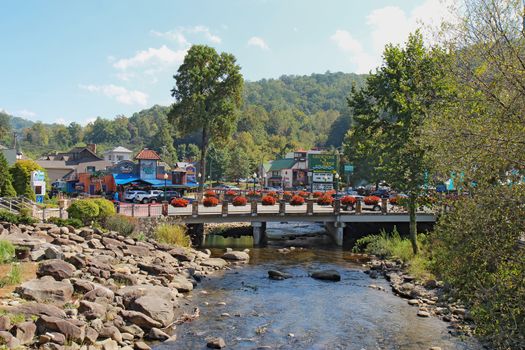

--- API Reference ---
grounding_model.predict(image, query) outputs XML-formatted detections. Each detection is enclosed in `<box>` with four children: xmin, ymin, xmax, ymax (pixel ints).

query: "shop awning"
<box><xmin>113</xmin><ymin>174</ymin><xmax>141</xmax><ymax>185</ymax></box>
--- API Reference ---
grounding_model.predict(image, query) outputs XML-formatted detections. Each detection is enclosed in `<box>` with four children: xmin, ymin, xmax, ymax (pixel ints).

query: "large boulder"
<box><xmin>15</xmin><ymin>276</ymin><xmax>73</xmax><ymax>304</ymax></box>
<box><xmin>14</xmin><ymin>321</ymin><xmax>36</xmax><ymax>344</ymax></box>
<box><xmin>170</xmin><ymin>275</ymin><xmax>194</xmax><ymax>293</ymax></box>
<box><xmin>0</xmin><ymin>331</ymin><xmax>20</xmax><ymax>349</ymax></box>
<box><xmin>130</xmin><ymin>295</ymin><xmax>175</xmax><ymax>327</ymax></box>
<box><xmin>311</xmin><ymin>270</ymin><xmax>341</xmax><ymax>282</ymax></box>
<box><xmin>119</xmin><ymin>310</ymin><xmax>162</xmax><ymax>330</ymax></box>
<box><xmin>222</xmin><ymin>251</ymin><xmax>250</xmax><ymax>261</ymax></box>
<box><xmin>37</xmin><ymin>259</ymin><xmax>76</xmax><ymax>280</ymax></box>
<box><xmin>78</xmin><ymin>300</ymin><xmax>107</xmax><ymax>320</ymax></box>
<box><xmin>83</xmin><ymin>286</ymin><xmax>115</xmax><ymax>304</ymax></box>
<box><xmin>8</xmin><ymin>303</ymin><xmax>66</xmax><ymax>318</ymax></box>
<box><xmin>201</xmin><ymin>258</ymin><xmax>228</xmax><ymax>269</ymax></box>
<box><xmin>116</xmin><ymin>285</ymin><xmax>177</xmax><ymax>307</ymax></box>
<box><xmin>36</xmin><ymin>315</ymin><xmax>86</xmax><ymax>342</ymax></box>
<box><xmin>168</xmin><ymin>248</ymin><xmax>195</xmax><ymax>262</ymax></box>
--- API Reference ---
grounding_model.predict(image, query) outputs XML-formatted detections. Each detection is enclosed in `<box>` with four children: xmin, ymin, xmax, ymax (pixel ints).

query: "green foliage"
<box><xmin>9</xmin><ymin>159</ymin><xmax>46</xmax><ymax>200</ymax></box>
<box><xmin>0</xmin><ymin>263</ymin><xmax>21</xmax><ymax>287</ymax></box>
<box><xmin>67</xmin><ymin>199</ymin><xmax>99</xmax><ymax>224</ymax></box>
<box><xmin>46</xmin><ymin>217</ymin><xmax>83</xmax><ymax>228</ymax></box>
<box><xmin>89</xmin><ymin>198</ymin><xmax>116</xmax><ymax>221</ymax></box>
<box><xmin>0</xmin><ymin>209</ymin><xmax>36</xmax><ymax>225</ymax></box>
<box><xmin>104</xmin><ymin>215</ymin><xmax>137</xmax><ymax>236</ymax></box>
<box><xmin>0</xmin><ymin>240</ymin><xmax>15</xmax><ymax>264</ymax></box>
<box><xmin>154</xmin><ymin>223</ymin><xmax>191</xmax><ymax>248</ymax></box>
<box><xmin>0</xmin><ymin>153</ymin><xmax>16</xmax><ymax>197</ymax></box>
<box><xmin>0</xmin><ymin>310</ymin><xmax>25</xmax><ymax>325</ymax></box>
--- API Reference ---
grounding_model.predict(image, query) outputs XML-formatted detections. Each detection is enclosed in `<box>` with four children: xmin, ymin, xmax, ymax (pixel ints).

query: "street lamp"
<box><xmin>252</xmin><ymin>172</ymin><xmax>257</xmax><ymax>191</ymax></box>
<box><xmin>263</xmin><ymin>173</ymin><xmax>267</xmax><ymax>188</ymax></box>
<box><xmin>335</xmin><ymin>173</ymin><xmax>340</xmax><ymax>192</ymax></box>
<box><xmin>198</xmin><ymin>172</ymin><xmax>202</xmax><ymax>190</ymax></box>
<box><xmin>163</xmin><ymin>173</ymin><xmax>169</xmax><ymax>202</ymax></box>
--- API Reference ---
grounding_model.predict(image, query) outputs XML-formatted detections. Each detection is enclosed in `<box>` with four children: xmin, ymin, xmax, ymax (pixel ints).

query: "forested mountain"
<box><xmin>0</xmin><ymin>71</ymin><xmax>366</xmax><ymax>178</ymax></box>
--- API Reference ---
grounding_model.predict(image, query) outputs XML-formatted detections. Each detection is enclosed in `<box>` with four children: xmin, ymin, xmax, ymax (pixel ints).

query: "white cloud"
<box><xmin>113</xmin><ymin>45</ymin><xmax>187</xmax><ymax>71</ymax></box>
<box><xmin>79</xmin><ymin>84</ymin><xmax>148</xmax><ymax>106</ymax></box>
<box><xmin>14</xmin><ymin>109</ymin><xmax>37</xmax><ymax>119</ymax></box>
<box><xmin>151</xmin><ymin>25</ymin><xmax>221</xmax><ymax>45</ymax></box>
<box><xmin>191</xmin><ymin>25</ymin><xmax>221</xmax><ymax>44</ymax></box>
<box><xmin>150</xmin><ymin>30</ymin><xmax>189</xmax><ymax>46</ymax></box>
<box><xmin>247</xmin><ymin>36</ymin><xmax>269</xmax><ymax>50</ymax></box>
<box><xmin>331</xmin><ymin>0</ymin><xmax>455</xmax><ymax>73</ymax></box>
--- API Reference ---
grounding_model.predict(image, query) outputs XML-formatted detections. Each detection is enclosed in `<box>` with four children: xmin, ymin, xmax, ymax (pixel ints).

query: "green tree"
<box><xmin>169</xmin><ymin>45</ymin><xmax>243</xmax><ymax>191</ymax></box>
<box><xmin>9</xmin><ymin>160</ymin><xmax>47</xmax><ymax>200</ymax></box>
<box><xmin>347</xmin><ymin>31</ymin><xmax>448</xmax><ymax>254</ymax></box>
<box><xmin>226</xmin><ymin>148</ymin><xmax>251</xmax><ymax>182</ymax></box>
<box><xmin>0</xmin><ymin>153</ymin><xmax>16</xmax><ymax>197</ymax></box>
<box><xmin>67</xmin><ymin>122</ymin><xmax>83</xmax><ymax>145</ymax></box>
<box><xmin>0</xmin><ymin>112</ymin><xmax>12</xmax><ymax>144</ymax></box>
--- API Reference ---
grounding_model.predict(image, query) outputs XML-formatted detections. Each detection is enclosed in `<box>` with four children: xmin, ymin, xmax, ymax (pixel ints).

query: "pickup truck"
<box><xmin>134</xmin><ymin>190</ymin><xmax>164</xmax><ymax>204</ymax></box>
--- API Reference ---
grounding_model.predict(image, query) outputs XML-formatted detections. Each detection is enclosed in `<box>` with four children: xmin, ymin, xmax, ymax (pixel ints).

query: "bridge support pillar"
<box><xmin>252</xmin><ymin>222</ymin><xmax>267</xmax><ymax>246</ymax></box>
<box><xmin>325</xmin><ymin>222</ymin><xmax>345</xmax><ymax>246</ymax></box>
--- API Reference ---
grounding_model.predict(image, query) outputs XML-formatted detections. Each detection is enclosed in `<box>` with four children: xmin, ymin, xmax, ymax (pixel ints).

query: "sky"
<box><xmin>0</xmin><ymin>0</ymin><xmax>453</xmax><ymax>125</ymax></box>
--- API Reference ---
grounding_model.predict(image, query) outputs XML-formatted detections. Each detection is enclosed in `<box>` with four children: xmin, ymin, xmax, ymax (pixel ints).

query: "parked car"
<box><xmin>124</xmin><ymin>190</ymin><xmax>147</xmax><ymax>202</ymax></box>
<box><xmin>371</xmin><ymin>189</ymin><xmax>390</xmax><ymax>198</ymax></box>
<box><xmin>214</xmin><ymin>184</ymin><xmax>241</xmax><ymax>191</ymax></box>
<box><xmin>153</xmin><ymin>190</ymin><xmax>182</xmax><ymax>203</ymax></box>
<box><xmin>134</xmin><ymin>190</ymin><xmax>164</xmax><ymax>204</ymax></box>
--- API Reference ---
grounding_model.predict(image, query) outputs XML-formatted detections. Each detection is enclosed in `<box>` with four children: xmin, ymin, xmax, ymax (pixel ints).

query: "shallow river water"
<box><xmin>156</xmin><ymin>223</ymin><xmax>481</xmax><ymax>350</ymax></box>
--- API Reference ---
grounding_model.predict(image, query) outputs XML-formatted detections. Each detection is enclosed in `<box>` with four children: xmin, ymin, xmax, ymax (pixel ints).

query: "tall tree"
<box><xmin>0</xmin><ymin>153</ymin><xmax>16</xmax><ymax>197</ymax></box>
<box><xmin>347</xmin><ymin>31</ymin><xmax>448</xmax><ymax>254</ymax></box>
<box><xmin>169</xmin><ymin>45</ymin><xmax>243</xmax><ymax>191</ymax></box>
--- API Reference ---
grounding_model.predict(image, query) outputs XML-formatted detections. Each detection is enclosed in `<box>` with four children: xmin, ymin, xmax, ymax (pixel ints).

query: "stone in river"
<box><xmin>207</xmin><ymin>337</ymin><xmax>226</xmax><ymax>349</ymax></box>
<box><xmin>311</xmin><ymin>269</ymin><xmax>341</xmax><ymax>282</ymax></box>
<box><xmin>268</xmin><ymin>270</ymin><xmax>292</xmax><ymax>280</ymax></box>
<box><xmin>222</xmin><ymin>251</ymin><xmax>250</xmax><ymax>261</ymax></box>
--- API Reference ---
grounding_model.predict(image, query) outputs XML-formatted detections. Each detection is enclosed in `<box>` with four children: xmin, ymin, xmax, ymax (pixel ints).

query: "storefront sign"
<box><xmin>308</xmin><ymin>154</ymin><xmax>337</xmax><ymax>172</ymax></box>
<box><xmin>31</xmin><ymin>170</ymin><xmax>46</xmax><ymax>202</ymax></box>
<box><xmin>312</xmin><ymin>172</ymin><xmax>333</xmax><ymax>183</ymax></box>
<box><xmin>140</xmin><ymin>160</ymin><xmax>157</xmax><ymax>180</ymax></box>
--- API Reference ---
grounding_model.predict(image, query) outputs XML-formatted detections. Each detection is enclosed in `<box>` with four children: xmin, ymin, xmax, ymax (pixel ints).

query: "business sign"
<box><xmin>312</xmin><ymin>173</ymin><xmax>333</xmax><ymax>183</ymax></box>
<box><xmin>308</xmin><ymin>154</ymin><xmax>337</xmax><ymax>172</ymax></box>
<box><xmin>140</xmin><ymin>160</ymin><xmax>157</xmax><ymax>180</ymax></box>
<box><xmin>31</xmin><ymin>170</ymin><xmax>46</xmax><ymax>198</ymax></box>
<box><xmin>344</xmin><ymin>165</ymin><xmax>354</xmax><ymax>174</ymax></box>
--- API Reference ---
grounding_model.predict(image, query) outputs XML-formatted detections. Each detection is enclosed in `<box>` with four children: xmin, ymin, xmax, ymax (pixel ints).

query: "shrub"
<box><xmin>154</xmin><ymin>223</ymin><xmax>191</xmax><ymax>247</ymax></box>
<box><xmin>171</xmin><ymin>198</ymin><xmax>189</xmax><ymax>207</ymax></box>
<box><xmin>317</xmin><ymin>195</ymin><xmax>333</xmax><ymax>205</ymax></box>
<box><xmin>203</xmin><ymin>196</ymin><xmax>219</xmax><ymax>207</ymax></box>
<box><xmin>204</xmin><ymin>190</ymin><xmax>217</xmax><ymax>197</ymax></box>
<box><xmin>364</xmin><ymin>196</ymin><xmax>381</xmax><ymax>205</ymax></box>
<box><xmin>261</xmin><ymin>195</ymin><xmax>276</xmax><ymax>206</ymax></box>
<box><xmin>0</xmin><ymin>210</ymin><xmax>36</xmax><ymax>225</ymax></box>
<box><xmin>225</xmin><ymin>190</ymin><xmax>237</xmax><ymax>197</ymax></box>
<box><xmin>289</xmin><ymin>195</ymin><xmax>305</xmax><ymax>206</ymax></box>
<box><xmin>67</xmin><ymin>199</ymin><xmax>99</xmax><ymax>224</ymax></box>
<box><xmin>89</xmin><ymin>198</ymin><xmax>116</xmax><ymax>221</ymax></box>
<box><xmin>232</xmin><ymin>196</ymin><xmax>247</xmax><ymax>206</ymax></box>
<box><xmin>46</xmin><ymin>217</ymin><xmax>83</xmax><ymax>228</ymax></box>
<box><xmin>103</xmin><ymin>214</ymin><xmax>137</xmax><ymax>236</ymax></box>
<box><xmin>0</xmin><ymin>240</ymin><xmax>15</xmax><ymax>264</ymax></box>
<box><xmin>341</xmin><ymin>196</ymin><xmax>357</xmax><ymax>206</ymax></box>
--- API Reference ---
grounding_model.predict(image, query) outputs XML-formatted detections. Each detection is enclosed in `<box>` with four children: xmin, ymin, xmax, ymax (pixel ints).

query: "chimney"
<box><xmin>87</xmin><ymin>143</ymin><xmax>97</xmax><ymax>154</ymax></box>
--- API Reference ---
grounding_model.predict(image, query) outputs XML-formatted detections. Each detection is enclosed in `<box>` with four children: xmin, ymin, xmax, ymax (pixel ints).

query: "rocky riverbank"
<box><xmin>0</xmin><ymin>221</ymin><xmax>249</xmax><ymax>350</ymax></box>
<box><xmin>364</xmin><ymin>257</ymin><xmax>475</xmax><ymax>339</ymax></box>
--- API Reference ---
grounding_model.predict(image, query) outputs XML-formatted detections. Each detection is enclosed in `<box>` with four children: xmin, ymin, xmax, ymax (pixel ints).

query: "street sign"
<box><xmin>344</xmin><ymin>165</ymin><xmax>354</xmax><ymax>174</ymax></box>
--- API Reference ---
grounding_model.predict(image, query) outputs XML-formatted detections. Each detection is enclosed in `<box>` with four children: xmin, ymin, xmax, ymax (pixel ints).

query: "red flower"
<box><xmin>283</xmin><ymin>191</ymin><xmax>293</xmax><ymax>199</ymax></box>
<box><xmin>247</xmin><ymin>190</ymin><xmax>261</xmax><ymax>197</ymax></box>
<box><xmin>232</xmin><ymin>196</ymin><xmax>247</xmax><ymax>206</ymax></box>
<box><xmin>364</xmin><ymin>196</ymin><xmax>381</xmax><ymax>205</ymax></box>
<box><xmin>267</xmin><ymin>191</ymin><xmax>278</xmax><ymax>198</ymax></box>
<box><xmin>204</xmin><ymin>190</ymin><xmax>217</xmax><ymax>197</ymax></box>
<box><xmin>261</xmin><ymin>195</ymin><xmax>276</xmax><ymax>206</ymax></box>
<box><xmin>297</xmin><ymin>191</ymin><xmax>310</xmax><ymax>198</ymax></box>
<box><xmin>341</xmin><ymin>196</ymin><xmax>357</xmax><ymax>206</ymax></box>
<box><xmin>312</xmin><ymin>191</ymin><xmax>323</xmax><ymax>198</ymax></box>
<box><xmin>317</xmin><ymin>195</ymin><xmax>334</xmax><ymax>206</ymax></box>
<box><xmin>290</xmin><ymin>195</ymin><xmax>305</xmax><ymax>206</ymax></box>
<box><xmin>225</xmin><ymin>190</ymin><xmax>237</xmax><ymax>196</ymax></box>
<box><xmin>171</xmin><ymin>198</ymin><xmax>189</xmax><ymax>207</ymax></box>
<box><xmin>203</xmin><ymin>196</ymin><xmax>219</xmax><ymax>207</ymax></box>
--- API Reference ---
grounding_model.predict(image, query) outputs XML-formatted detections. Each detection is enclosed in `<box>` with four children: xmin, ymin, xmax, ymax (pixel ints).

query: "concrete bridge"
<box><xmin>117</xmin><ymin>199</ymin><xmax>437</xmax><ymax>246</ymax></box>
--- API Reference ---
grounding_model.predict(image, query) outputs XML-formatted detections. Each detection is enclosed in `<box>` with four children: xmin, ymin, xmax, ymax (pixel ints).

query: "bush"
<box><xmin>0</xmin><ymin>240</ymin><xmax>15</xmax><ymax>264</ymax></box>
<box><xmin>261</xmin><ymin>195</ymin><xmax>276</xmax><ymax>206</ymax></box>
<box><xmin>341</xmin><ymin>196</ymin><xmax>357</xmax><ymax>206</ymax></box>
<box><xmin>171</xmin><ymin>198</ymin><xmax>189</xmax><ymax>207</ymax></box>
<box><xmin>364</xmin><ymin>196</ymin><xmax>381</xmax><ymax>205</ymax></box>
<box><xmin>317</xmin><ymin>195</ymin><xmax>333</xmax><ymax>205</ymax></box>
<box><xmin>312</xmin><ymin>191</ymin><xmax>323</xmax><ymax>198</ymax></box>
<box><xmin>289</xmin><ymin>195</ymin><xmax>305</xmax><ymax>206</ymax></box>
<box><xmin>204</xmin><ymin>190</ymin><xmax>217</xmax><ymax>197</ymax></box>
<box><xmin>67</xmin><ymin>200</ymin><xmax>99</xmax><ymax>224</ymax></box>
<box><xmin>103</xmin><ymin>214</ymin><xmax>137</xmax><ymax>236</ymax></box>
<box><xmin>90</xmin><ymin>198</ymin><xmax>116</xmax><ymax>221</ymax></box>
<box><xmin>0</xmin><ymin>209</ymin><xmax>36</xmax><ymax>225</ymax></box>
<box><xmin>203</xmin><ymin>196</ymin><xmax>219</xmax><ymax>207</ymax></box>
<box><xmin>154</xmin><ymin>223</ymin><xmax>191</xmax><ymax>247</ymax></box>
<box><xmin>232</xmin><ymin>196</ymin><xmax>247</xmax><ymax>206</ymax></box>
<box><xmin>46</xmin><ymin>217</ymin><xmax>83</xmax><ymax>228</ymax></box>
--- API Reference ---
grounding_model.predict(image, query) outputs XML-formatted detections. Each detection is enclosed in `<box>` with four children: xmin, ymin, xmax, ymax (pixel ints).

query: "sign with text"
<box><xmin>312</xmin><ymin>172</ymin><xmax>333</xmax><ymax>183</ymax></box>
<box><xmin>308</xmin><ymin>154</ymin><xmax>337</xmax><ymax>172</ymax></box>
<box><xmin>140</xmin><ymin>160</ymin><xmax>157</xmax><ymax>180</ymax></box>
<box><xmin>344</xmin><ymin>165</ymin><xmax>354</xmax><ymax>174</ymax></box>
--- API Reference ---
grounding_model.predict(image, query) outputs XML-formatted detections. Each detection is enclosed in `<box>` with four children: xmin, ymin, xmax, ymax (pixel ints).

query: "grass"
<box><xmin>0</xmin><ymin>240</ymin><xmax>15</xmax><ymax>264</ymax></box>
<box><xmin>0</xmin><ymin>310</ymin><xmax>25</xmax><ymax>324</ymax></box>
<box><xmin>353</xmin><ymin>228</ymin><xmax>435</xmax><ymax>281</ymax></box>
<box><xmin>0</xmin><ymin>263</ymin><xmax>22</xmax><ymax>287</ymax></box>
<box><xmin>154</xmin><ymin>223</ymin><xmax>192</xmax><ymax>248</ymax></box>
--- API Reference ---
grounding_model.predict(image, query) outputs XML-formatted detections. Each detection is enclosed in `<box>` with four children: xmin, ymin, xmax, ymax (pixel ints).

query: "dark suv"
<box><xmin>153</xmin><ymin>190</ymin><xmax>181</xmax><ymax>203</ymax></box>
<box><xmin>371</xmin><ymin>189</ymin><xmax>390</xmax><ymax>198</ymax></box>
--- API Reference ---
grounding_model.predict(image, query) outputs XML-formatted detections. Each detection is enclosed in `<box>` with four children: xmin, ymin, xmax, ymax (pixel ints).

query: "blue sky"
<box><xmin>0</xmin><ymin>0</ymin><xmax>451</xmax><ymax>125</ymax></box>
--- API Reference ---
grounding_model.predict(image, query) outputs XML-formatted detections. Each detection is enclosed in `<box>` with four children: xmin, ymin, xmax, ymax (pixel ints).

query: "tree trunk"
<box><xmin>408</xmin><ymin>193</ymin><xmax>419</xmax><ymax>255</ymax></box>
<box><xmin>198</xmin><ymin>128</ymin><xmax>208</xmax><ymax>192</ymax></box>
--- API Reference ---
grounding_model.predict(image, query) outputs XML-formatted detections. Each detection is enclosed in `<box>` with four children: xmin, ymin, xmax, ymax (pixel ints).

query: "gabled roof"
<box><xmin>105</xmin><ymin>146</ymin><xmax>133</xmax><ymax>154</ymax></box>
<box><xmin>269</xmin><ymin>159</ymin><xmax>297</xmax><ymax>171</ymax></box>
<box><xmin>135</xmin><ymin>148</ymin><xmax>161</xmax><ymax>160</ymax></box>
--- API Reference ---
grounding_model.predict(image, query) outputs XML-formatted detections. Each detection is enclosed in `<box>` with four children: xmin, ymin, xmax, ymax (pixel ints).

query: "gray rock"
<box><xmin>37</xmin><ymin>259</ymin><xmax>76</xmax><ymax>280</ymax></box>
<box><xmin>98</xmin><ymin>325</ymin><xmax>122</xmax><ymax>342</ymax></box>
<box><xmin>45</xmin><ymin>246</ymin><xmax>64</xmax><ymax>260</ymax></box>
<box><xmin>99</xmin><ymin>338</ymin><xmax>118</xmax><ymax>350</ymax></box>
<box><xmin>118</xmin><ymin>324</ymin><xmax>144</xmax><ymax>339</ymax></box>
<box><xmin>134</xmin><ymin>341</ymin><xmax>151</xmax><ymax>350</ymax></box>
<box><xmin>36</xmin><ymin>315</ymin><xmax>86</xmax><ymax>341</ymax></box>
<box><xmin>146</xmin><ymin>327</ymin><xmax>169</xmax><ymax>341</ymax></box>
<box><xmin>8</xmin><ymin>302</ymin><xmax>66</xmax><ymax>318</ymax></box>
<box><xmin>78</xmin><ymin>301</ymin><xmax>107</xmax><ymax>320</ymax></box>
<box><xmin>14</xmin><ymin>321</ymin><xmax>36</xmax><ymax>344</ymax></box>
<box><xmin>268</xmin><ymin>270</ymin><xmax>292</xmax><ymax>280</ymax></box>
<box><xmin>201</xmin><ymin>258</ymin><xmax>228</xmax><ymax>269</ymax></box>
<box><xmin>0</xmin><ymin>330</ymin><xmax>21</xmax><ymax>349</ymax></box>
<box><xmin>311</xmin><ymin>270</ymin><xmax>341</xmax><ymax>282</ymax></box>
<box><xmin>119</xmin><ymin>310</ymin><xmax>162</xmax><ymax>330</ymax></box>
<box><xmin>16</xmin><ymin>276</ymin><xmax>73</xmax><ymax>304</ymax></box>
<box><xmin>222</xmin><ymin>251</ymin><xmax>250</xmax><ymax>261</ymax></box>
<box><xmin>83</xmin><ymin>286</ymin><xmax>115</xmax><ymax>304</ymax></box>
<box><xmin>116</xmin><ymin>285</ymin><xmax>177</xmax><ymax>307</ymax></box>
<box><xmin>170</xmin><ymin>275</ymin><xmax>194</xmax><ymax>292</ymax></box>
<box><xmin>417</xmin><ymin>310</ymin><xmax>430</xmax><ymax>317</ymax></box>
<box><xmin>0</xmin><ymin>315</ymin><xmax>11</xmax><ymax>331</ymax></box>
<box><xmin>207</xmin><ymin>337</ymin><xmax>226</xmax><ymax>349</ymax></box>
<box><xmin>130</xmin><ymin>295</ymin><xmax>176</xmax><ymax>327</ymax></box>
<box><xmin>168</xmin><ymin>248</ymin><xmax>195</xmax><ymax>262</ymax></box>
<box><xmin>112</xmin><ymin>272</ymin><xmax>138</xmax><ymax>286</ymax></box>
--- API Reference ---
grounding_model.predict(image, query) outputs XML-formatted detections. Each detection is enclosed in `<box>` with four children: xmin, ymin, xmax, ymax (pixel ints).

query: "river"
<box><xmin>156</xmin><ymin>223</ymin><xmax>481</xmax><ymax>350</ymax></box>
